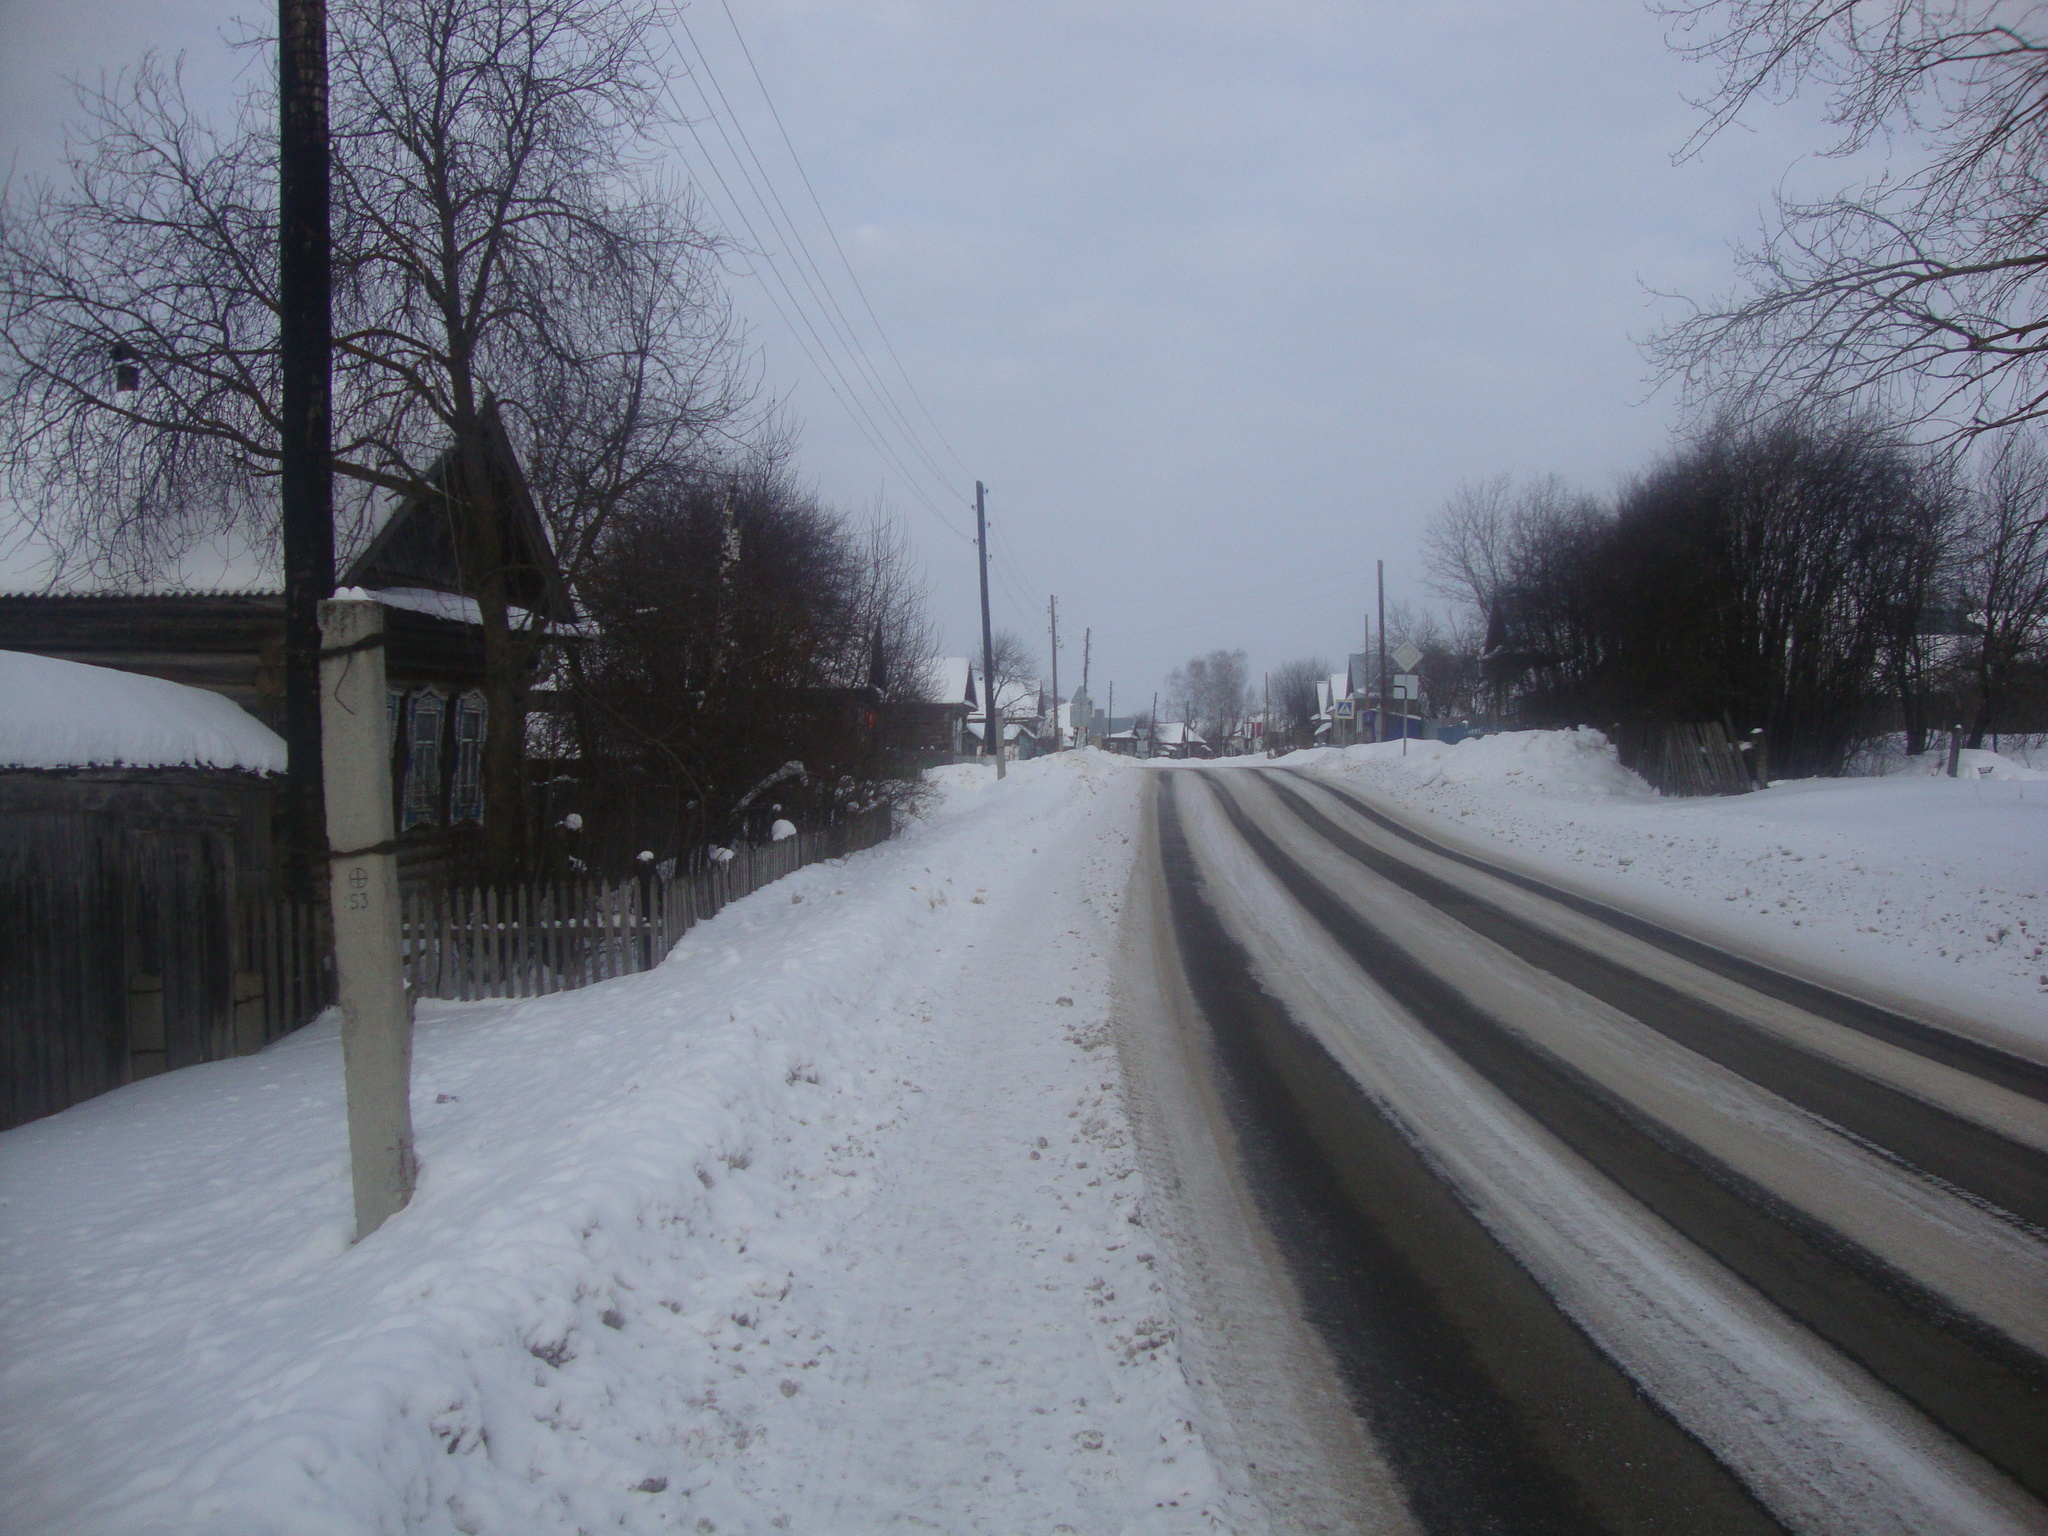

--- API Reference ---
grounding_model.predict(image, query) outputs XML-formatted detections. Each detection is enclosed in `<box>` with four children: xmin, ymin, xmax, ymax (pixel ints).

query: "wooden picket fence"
<box><xmin>397</xmin><ymin>805</ymin><xmax>891</xmax><ymax>1001</ymax></box>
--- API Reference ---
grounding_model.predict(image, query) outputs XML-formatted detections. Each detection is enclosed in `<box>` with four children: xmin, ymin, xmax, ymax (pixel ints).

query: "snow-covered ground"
<box><xmin>0</xmin><ymin>752</ymin><xmax>1239</xmax><ymax>1536</ymax></box>
<box><xmin>1280</xmin><ymin>730</ymin><xmax>2048</xmax><ymax>1046</ymax></box>
<box><xmin>9</xmin><ymin>730</ymin><xmax>2042</xmax><ymax>1535</ymax></box>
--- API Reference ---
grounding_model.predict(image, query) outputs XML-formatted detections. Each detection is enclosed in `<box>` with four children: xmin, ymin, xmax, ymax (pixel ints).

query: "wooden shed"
<box><xmin>0</xmin><ymin>652</ymin><xmax>322</xmax><ymax>1130</ymax></box>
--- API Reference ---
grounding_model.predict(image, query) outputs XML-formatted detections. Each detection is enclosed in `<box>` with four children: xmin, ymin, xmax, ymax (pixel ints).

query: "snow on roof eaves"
<box><xmin>0</xmin><ymin>650</ymin><xmax>287</xmax><ymax>773</ymax></box>
<box><xmin>0</xmin><ymin>583</ymin><xmax>283</xmax><ymax>600</ymax></box>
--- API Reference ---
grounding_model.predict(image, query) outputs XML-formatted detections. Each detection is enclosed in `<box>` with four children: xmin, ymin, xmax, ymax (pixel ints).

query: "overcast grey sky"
<box><xmin>1</xmin><ymin>0</ymin><xmax>1845</xmax><ymax>705</ymax></box>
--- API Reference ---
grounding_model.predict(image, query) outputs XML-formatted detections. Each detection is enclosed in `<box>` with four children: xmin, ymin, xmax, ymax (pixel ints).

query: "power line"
<box><xmin>653</xmin><ymin>62</ymin><xmax>967</xmax><ymax>541</ymax></box>
<box><xmin>714</xmin><ymin>0</ymin><xmax>976</xmax><ymax>489</ymax></box>
<box><xmin>658</xmin><ymin>14</ymin><xmax>974</xmax><ymax>542</ymax></box>
<box><xmin>1094</xmin><ymin>578</ymin><xmax>1375</xmax><ymax>640</ymax></box>
<box><xmin>671</xmin><ymin>14</ymin><xmax>965</xmax><ymax>503</ymax></box>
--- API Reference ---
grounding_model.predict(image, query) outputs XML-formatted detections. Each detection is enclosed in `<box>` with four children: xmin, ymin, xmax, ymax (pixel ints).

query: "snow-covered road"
<box><xmin>1144</xmin><ymin>764</ymin><xmax>2048</xmax><ymax>1535</ymax></box>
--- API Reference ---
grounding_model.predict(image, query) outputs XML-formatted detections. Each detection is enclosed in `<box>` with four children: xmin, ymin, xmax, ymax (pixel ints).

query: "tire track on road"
<box><xmin>1294</xmin><ymin>772</ymin><xmax>2048</xmax><ymax>1104</ymax></box>
<box><xmin>1192</xmin><ymin>772</ymin><xmax>2048</xmax><ymax>1506</ymax></box>
<box><xmin>1153</xmin><ymin>777</ymin><xmax>1788</xmax><ymax>1535</ymax></box>
<box><xmin>1257</xmin><ymin>771</ymin><xmax>2048</xmax><ymax>1229</ymax></box>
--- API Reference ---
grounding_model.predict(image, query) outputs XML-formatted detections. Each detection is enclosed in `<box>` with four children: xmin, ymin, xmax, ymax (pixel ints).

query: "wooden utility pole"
<box><xmin>279</xmin><ymin>0</ymin><xmax>335</xmax><ymax>900</ymax></box>
<box><xmin>1150</xmin><ymin>691</ymin><xmax>1159</xmax><ymax>758</ymax></box>
<box><xmin>1264</xmin><ymin>672</ymin><xmax>1270</xmax><ymax>756</ymax></box>
<box><xmin>1080</xmin><ymin>628</ymin><xmax>1092</xmax><ymax>746</ymax></box>
<box><xmin>1106</xmin><ymin>682</ymin><xmax>1113</xmax><ymax>749</ymax></box>
<box><xmin>976</xmin><ymin>482</ymin><xmax>1003</xmax><ymax>779</ymax></box>
<box><xmin>1376</xmin><ymin>560</ymin><xmax>1388</xmax><ymax>746</ymax></box>
<box><xmin>1048</xmin><ymin>594</ymin><xmax>1062</xmax><ymax>752</ymax></box>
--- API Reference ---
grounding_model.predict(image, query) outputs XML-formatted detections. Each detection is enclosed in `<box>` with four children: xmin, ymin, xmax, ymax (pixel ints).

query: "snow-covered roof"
<box><xmin>993</xmin><ymin>676</ymin><xmax>1041</xmax><ymax>717</ymax></box>
<box><xmin>963</xmin><ymin>719</ymin><xmax>1034</xmax><ymax>744</ymax></box>
<box><xmin>368</xmin><ymin>587</ymin><xmax>590</xmax><ymax>637</ymax></box>
<box><xmin>917</xmin><ymin>656</ymin><xmax>975</xmax><ymax>705</ymax></box>
<box><xmin>1153</xmin><ymin>722</ymin><xmax>1205</xmax><ymax>746</ymax></box>
<box><xmin>0</xmin><ymin>650</ymin><xmax>286</xmax><ymax>773</ymax></box>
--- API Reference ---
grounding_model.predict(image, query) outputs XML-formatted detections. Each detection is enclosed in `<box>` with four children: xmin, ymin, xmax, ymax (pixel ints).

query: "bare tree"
<box><xmin>0</xmin><ymin>0</ymin><xmax>747</xmax><ymax>876</ymax></box>
<box><xmin>1959</xmin><ymin>431</ymin><xmax>2048</xmax><ymax>742</ymax></box>
<box><xmin>1269</xmin><ymin>656</ymin><xmax>1329</xmax><ymax>749</ymax></box>
<box><xmin>1424</xmin><ymin>474</ymin><xmax>1603</xmax><ymax>620</ymax></box>
<box><xmin>987</xmin><ymin>629</ymin><xmax>1038</xmax><ymax>684</ymax></box>
<box><xmin>1163</xmin><ymin>648</ymin><xmax>1251</xmax><ymax>746</ymax></box>
<box><xmin>558</xmin><ymin>454</ymin><xmax>934</xmax><ymax>864</ymax></box>
<box><xmin>1653</xmin><ymin>1</ymin><xmax>2048</xmax><ymax>438</ymax></box>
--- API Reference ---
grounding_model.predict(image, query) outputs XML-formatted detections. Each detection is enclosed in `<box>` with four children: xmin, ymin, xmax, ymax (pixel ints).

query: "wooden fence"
<box><xmin>5</xmin><ymin>803</ymin><xmax>890</xmax><ymax>1129</ymax></box>
<box><xmin>399</xmin><ymin>806</ymin><xmax>891</xmax><ymax>1000</ymax></box>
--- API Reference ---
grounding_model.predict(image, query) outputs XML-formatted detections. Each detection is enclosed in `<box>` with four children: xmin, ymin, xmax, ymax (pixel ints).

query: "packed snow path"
<box><xmin>1137</xmin><ymin>767</ymin><xmax>2048</xmax><ymax>1535</ymax></box>
<box><xmin>0</xmin><ymin>755</ymin><xmax>1243</xmax><ymax>1536</ymax></box>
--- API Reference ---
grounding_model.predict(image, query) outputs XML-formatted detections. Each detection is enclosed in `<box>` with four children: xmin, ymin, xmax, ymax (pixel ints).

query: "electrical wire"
<box><xmin>654</xmin><ymin>68</ymin><xmax>966</xmax><ymax>541</ymax></box>
<box><xmin>671</xmin><ymin>13</ymin><xmax>965</xmax><ymax>504</ymax></box>
<box><xmin>1093</xmin><ymin>577</ymin><xmax>1378</xmax><ymax>641</ymax></box>
<box><xmin>655</xmin><ymin>10</ymin><xmax>975</xmax><ymax>545</ymax></box>
<box><xmin>714</xmin><ymin>0</ymin><xmax>976</xmax><ymax>489</ymax></box>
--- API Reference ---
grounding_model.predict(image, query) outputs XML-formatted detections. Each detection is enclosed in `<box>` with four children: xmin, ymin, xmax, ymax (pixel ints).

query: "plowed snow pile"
<box><xmin>1283</xmin><ymin>729</ymin><xmax>2048</xmax><ymax>1039</ymax></box>
<box><xmin>0</xmin><ymin>752</ymin><xmax>1242</xmax><ymax>1536</ymax></box>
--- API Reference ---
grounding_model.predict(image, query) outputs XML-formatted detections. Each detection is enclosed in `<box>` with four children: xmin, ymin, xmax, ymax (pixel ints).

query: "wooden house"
<box><xmin>0</xmin><ymin>651</ymin><xmax>316</xmax><ymax>1130</ymax></box>
<box><xmin>0</xmin><ymin>411</ymin><xmax>575</xmax><ymax>871</ymax></box>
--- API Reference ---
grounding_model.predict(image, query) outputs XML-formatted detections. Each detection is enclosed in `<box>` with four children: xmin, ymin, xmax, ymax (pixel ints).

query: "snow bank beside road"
<box><xmin>1282</xmin><ymin>730</ymin><xmax>2048</xmax><ymax>1039</ymax></box>
<box><xmin>1</xmin><ymin>751</ymin><xmax>1234</xmax><ymax>1535</ymax></box>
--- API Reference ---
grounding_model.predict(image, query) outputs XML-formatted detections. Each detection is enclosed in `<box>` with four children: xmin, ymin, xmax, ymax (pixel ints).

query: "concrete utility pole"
<box><xmin>279</xmin><ymin>0</ymin><xmax>334</xmax><ymax>901</ymax></box>
<box><xmin>1376</xmin><ymin>560</ymin><xmax>1388</xmax><ymax>746</ymax></box>
<box><xmin>320</xmin><ymin>597</ymin><xmax>415</xmax><ymax>1239</ymax></box>
<box><xmin>975</xmin><ymin>481</ymin><xmax>1003</xmax><ymax>780</ymax></box>
<box><xmin>1264</xmin><ymin>672</ymin><xmax>1271</xmax><ymax>756</ymax></box>
<box><xmin>1048</xmin><ymin>594</ymin><xmax>1062</xmax><ymax>752</ymax></box>
<box><xmin>1106</xmin><ymin>682</ymin><xmax>1113</xmax><ymax>750</ymax></box>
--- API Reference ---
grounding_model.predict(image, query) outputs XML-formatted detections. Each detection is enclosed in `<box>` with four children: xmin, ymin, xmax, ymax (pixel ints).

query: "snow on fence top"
<box><xmin>0</xmin><ymin>649</ymin><xmax>286</xmax><ymax>774</ymax></box>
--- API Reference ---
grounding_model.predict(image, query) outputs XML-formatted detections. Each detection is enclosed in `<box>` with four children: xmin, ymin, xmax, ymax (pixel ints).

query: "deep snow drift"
<box><xmin>0</xmin><ymin>752</ymin><xmax>1239</xmax><ymax>1536</ymax></box>
<box><xmin>1282</xmin><ymin>729</ymin><xmax>2048</xmax><ymax>1043</ymax></box>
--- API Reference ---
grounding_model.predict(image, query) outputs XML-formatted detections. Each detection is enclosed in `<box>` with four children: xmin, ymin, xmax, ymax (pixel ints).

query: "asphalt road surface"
<box><xmin>1118</xmin><ymin>767</ymin><xmax>2048</xmax><ymax>1536</ymax></box>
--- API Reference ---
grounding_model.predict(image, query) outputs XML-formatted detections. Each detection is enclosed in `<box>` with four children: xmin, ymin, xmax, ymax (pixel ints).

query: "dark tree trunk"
<box><xmin>454</xmin><ymin>432</ymin><xmax>533</xmax><ymax>883</ymax></box>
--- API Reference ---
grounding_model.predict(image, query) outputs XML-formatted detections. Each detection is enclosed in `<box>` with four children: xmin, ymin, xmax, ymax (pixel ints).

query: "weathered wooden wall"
<box><xmin>0</xmin><ymin>769</ymin><xmax>320</xmax><ymax>1130</ymax></box>
<box><xmin>1621</xmin><ymin>721</ymin><xmax>1758</xmax><ymax>797</ymax></box>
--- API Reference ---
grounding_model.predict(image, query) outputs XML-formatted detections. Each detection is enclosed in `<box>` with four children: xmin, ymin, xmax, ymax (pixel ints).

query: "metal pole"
<box><xmin>279</xmin><ymin>0</ymin><xmax>335</xmax><ymax>901</ymax></box>
<box><xmin>1080</xmin><ymin>627</ymin><xmax>1091</xmax><ymax>746</ymax></box>
<box><xmin>975</xmin><ymin>482</ymin><xmax>1003</xmax><ymax>780</ymax></box>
